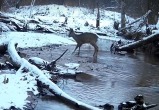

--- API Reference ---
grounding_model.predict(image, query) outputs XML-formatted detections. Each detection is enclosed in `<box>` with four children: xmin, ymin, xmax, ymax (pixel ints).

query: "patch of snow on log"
<box><xmin>64</xmin><ymin>63</ymin><xmax>80</xmax><ymax>69</ymax></box>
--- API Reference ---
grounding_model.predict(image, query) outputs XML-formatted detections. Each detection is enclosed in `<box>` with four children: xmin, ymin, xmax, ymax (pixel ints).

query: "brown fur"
<box><xmin>68</xmin><ymin>28</ymin><xmax>98</xmax><ymax>63</ymax></box>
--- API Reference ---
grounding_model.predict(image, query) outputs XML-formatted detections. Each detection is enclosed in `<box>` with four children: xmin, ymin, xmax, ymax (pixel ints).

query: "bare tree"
<box><xmin>96</xmin><ymin>2</ymin><xmax>100</xmax><ymax>28</ymax></box>
<box><xmin>147</xmin><ymin>0</ymin><xmax>159</xmax><ymax>24</ymax></box>
<box><xmin>16</xmin><ymin>0</ymin><xmax>23</xmax><ymax>9</ymax></box>
<box><xmin>0</xmin><ymin>0</ymin><xmax>4</xmax><ymax>11</ymax></box>
<box><xmin>120</xmin><ymin>0</ymin><xmax>126</xmax><ymax>30</ymax></box>
<box><xmin>78</xmin><ymin>0</ymin><xmax>80</xmax><ymax>6</ymax></box>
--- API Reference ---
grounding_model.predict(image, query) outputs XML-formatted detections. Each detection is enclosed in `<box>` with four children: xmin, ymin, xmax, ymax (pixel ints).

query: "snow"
<box><xmin>1</xmin><ymin>32</ymin><xmax>76</xmax><ymax>48</ymax></box>
<box><xmin>0</xmin><ymin>3</ymin><xmax>158</xmax><ymax>110</ymax></box>
<box><xmin>28</xmin><ymin>57</ymin><xmax>49</xmax><ymax>65</ymax></box>
<box><xmin>21</xmin><ymin>58</ymin><xmax>101</xmax><ymax>110</ymax></box>
<box><xmin>7</xmin><ymin>4</ymin><xmax>134</xmax><ymax>36</ymax></box>
<box><xmin>8</xmin><ymin>41</ymin><xmax>22</xmax><ymax>66</ymax></box>
<box><xmin>64</xmin><ymin>63</ymin><xmax>80</xmax><ymax>69</ymax></box>
<box><xmin>57</xmin><ymin>65</ymin><xmax>78</xmax><ymax>75</ymax></box>
<box><xmin>0</xmin><ymin>72</ymin><xmax>38</xmax><ymax>110</ymax></box>
<box><xmin>119</xmin><ymin>31</ymin><xmax>159</xmax><ymax>49</ymax></box>
<box><xmin>28</xmin><ymin>57</ymin><xmax>81</xmax><ymax>75</ymax></box>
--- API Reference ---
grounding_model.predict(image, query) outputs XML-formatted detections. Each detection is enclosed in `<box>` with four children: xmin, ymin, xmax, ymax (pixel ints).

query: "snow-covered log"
<box><xmin>118</xmin><ymin>32</ymin><xmax>159</xmax><ymax>51</ymax></box>
<box><xmin>0</xmin><ymin>12</ymin><xmax>41</xmax><ymax>32</ymax></box>
<box><xmin>119</xmin><ymin>10</ymin><xmax>152</xmax><ymax>32</ymax></box>
<box><xmin>28</xmin><ymin>49</ymin><xmax>68</xmax><ymax>71</ymax></box>
<box><xmin>28</xmin><ymin>57</ymin><xmax>85</xmax><ymax>79</ymax></box>
<box><xmin>8</xmin><ymin>42</ymin><xmax>21</xmax><ymax>68</ymax></box>
<box><xmin>7</xmin><ymin>41</ymin><xmax>101</xmax><ymax>110</ymax></box>
<box><xmin>35</xmin><ymin>24</ymin><xmax>57</xmax><ymax>33</ymax></box>
<box><xmin>28</xmin><ymin>57</ymin><xmax>49</xmax><ymax>69</ymax></box>
<box><xmin>0</xmin><ymin>17</ymin><xmax>23</xmax><ymax>31</ymax></box>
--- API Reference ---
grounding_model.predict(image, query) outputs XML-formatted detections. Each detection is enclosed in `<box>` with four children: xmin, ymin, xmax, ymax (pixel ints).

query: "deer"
<box><xmin>68</xmin><ymin>28</ymin><xmax>98</xmax><ymax>63</ymax></box>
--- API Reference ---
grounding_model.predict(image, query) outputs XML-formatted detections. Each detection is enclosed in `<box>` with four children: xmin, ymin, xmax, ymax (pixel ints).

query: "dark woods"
<box><xmin>7</xmin><ymin>0</ymin><xmax>158</xmax><ymax>24</ymax></box>
<box><xmin>1</xmin><ymin>0</ymin><xmax>158</xmax><ymax>24</ymax></box>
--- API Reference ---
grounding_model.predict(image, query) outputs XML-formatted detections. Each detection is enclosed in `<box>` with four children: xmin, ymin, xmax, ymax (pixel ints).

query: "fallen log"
<box><xmin>28</xmin><ymin>56</ymin><xmax>91</xmax><ymax>81</ymax></box>
<box><xmin>0</xmin><ymin>11</ymin><xmax>41</xmax><ymax>32</ymax></box>
<box><xmin>7</xmin><ymin>41</ymin><xmax>101</xmax><ymax>110</ymax></box>
<box><xmin>0</xmin><ymin>17</ymin><xmax>23</xmax><ymax>31</ymax></box>
<box><xmin>119</xmin><ymin>10</ymin><xmax>152</xmax><ymax>32</ymax></box>
<box><xmin>28</xmin><ymin>49</ymin><xmax>68</xmax><ymax>71</ymax></box>
<box><xmin>118</xmin><ymin>31</ymin><xmax>159</xmax><ymax>51</ymax></box>
<box><xmin>35</xmin><ymin>24</ymin><xmax>55</xmax><ymax>33</ymax></box>
<box><xmin>28</xmin><ymin>57</ymin><xmax>49</xmax><ymax>69</ymax></box>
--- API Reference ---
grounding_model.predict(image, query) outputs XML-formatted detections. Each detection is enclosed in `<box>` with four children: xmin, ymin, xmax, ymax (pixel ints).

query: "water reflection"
<box><xmin>35</xmin><ymin>95</ymin><xmax>74</xmax><ymax>110</ymax></box>
<box><xmin>35</xmin><ymin>51</ymin><xmax>159</xmax><ymax>110</ymax></box>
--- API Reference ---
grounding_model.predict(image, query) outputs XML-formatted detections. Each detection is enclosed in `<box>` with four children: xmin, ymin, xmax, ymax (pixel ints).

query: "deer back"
<box><xmin>69</xmin><ymin>29</ymin><xmax>98</xmax><ymax>44</ymax></box>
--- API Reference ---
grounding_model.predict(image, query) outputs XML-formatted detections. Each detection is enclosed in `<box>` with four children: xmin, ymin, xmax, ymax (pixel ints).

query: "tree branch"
<box><xmin>7</xmin><ymin>41</ymin><xmax>101</xmax><ymax>110</ymax></box>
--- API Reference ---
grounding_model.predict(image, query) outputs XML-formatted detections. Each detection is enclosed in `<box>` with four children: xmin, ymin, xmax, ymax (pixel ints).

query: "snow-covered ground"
<box><xmin>0</xmin><ymin>31</ymin><xmax>79</xmax><ymax>109</ymax></box>
<box><xmin>6</xmin><ymin>4</ymin><xmax>135</xmax><ymax>36</ymax></box>
<box><xmin>0</xmin><ymin>71</ymin><xmax>38</xmax><ymax>109</ymax></box>
<box><xmin>0</xmin><ymin>3</ymin><xmax>159</xmax><ymax>110</ymax></box>
<box><xmin>0</xmin><ymin>32</ymin><xmax>76</xmax><ymax>48</ymax></box>
<box><xmin>0</xmin><ymin>30</ymin><xmax>85</xmax><ymax>109</ymax></box>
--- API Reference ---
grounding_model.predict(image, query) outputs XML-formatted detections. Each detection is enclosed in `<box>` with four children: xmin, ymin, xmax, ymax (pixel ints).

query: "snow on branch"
<box><xmin>7</xmin><ymin>40</ymin><xmax>101</xmax><ymax>110</ymax></box>
<box><xmin>8</xmin><ymin>42</ymin><xmax>21</xmax><ymax>67</ymax></box>
<box><xmin>118</xmin><ymin>31</ymin><xmax>159</xmax><ymax>51</ymax></box>
<box><xmin>119</xmin><ymin>10</ymin><xmax>152</xmax><ymax>32</ymax></box>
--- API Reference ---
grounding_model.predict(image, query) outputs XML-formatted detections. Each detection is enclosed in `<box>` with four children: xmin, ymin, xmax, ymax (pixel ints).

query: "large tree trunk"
<box><xmin>0</xmin><ymin>0</ymin><xmax>4</xmax><ymax>11</ymax></box>
<box><xmin>147</xmin><ymin>0</ymin><xmax>159</xmax><ymax>24</ymax></box>
<box><xmin>96</xmin><ymin>2</ymin><xmax>100</xmax><ymax>28</ymax></box>
<box><xmin>120</xmin><ymin>0</ymin><xmax>126</xmax><ymax>30</ymax></box>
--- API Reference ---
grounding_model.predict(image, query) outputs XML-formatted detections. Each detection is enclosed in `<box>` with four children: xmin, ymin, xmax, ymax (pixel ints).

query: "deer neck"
<box><xmin>72</xmin><ymin>32</ymin><xmax>79</xmax><ymax>42</ymax></box>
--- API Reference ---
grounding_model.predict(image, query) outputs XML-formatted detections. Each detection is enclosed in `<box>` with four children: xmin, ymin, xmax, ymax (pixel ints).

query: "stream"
<box><xmin>34</xmin><ymin>50</ymin><xmax>159</xmax><ymax>110</ymax></box>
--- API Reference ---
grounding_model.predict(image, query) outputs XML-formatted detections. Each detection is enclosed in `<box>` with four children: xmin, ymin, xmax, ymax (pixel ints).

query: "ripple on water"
<box><xmin>35</xmin><ymin>51</ymin><xmax>159</xmax><ymax>110</ymax></box>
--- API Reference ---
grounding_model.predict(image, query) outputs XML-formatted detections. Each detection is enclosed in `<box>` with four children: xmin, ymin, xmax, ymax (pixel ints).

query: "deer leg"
<box><xmin>90</xmin><ymin>43</ymin><xmax>98</xmax><ymax>63</ymax></box>
<box><xmin>72</xmin><ymin>45</ymin><xmax>79</xmax><ymax>54</ymax></box>
<box><xmin>77</xmin><ymin>44</ymin><xmax>82</xmax><ymax>55</ymax></box>
<box><xmin>90</xmin><ymin>43</ymin><xmax>98</xmax><ymax>56</ymax></box>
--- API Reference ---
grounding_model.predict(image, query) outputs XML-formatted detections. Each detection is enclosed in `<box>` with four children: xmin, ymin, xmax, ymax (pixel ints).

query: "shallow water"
<box><xmin>34</xmin><ymin>50</ymin><xmax>159</xmax><ymax>110</ymax></box>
